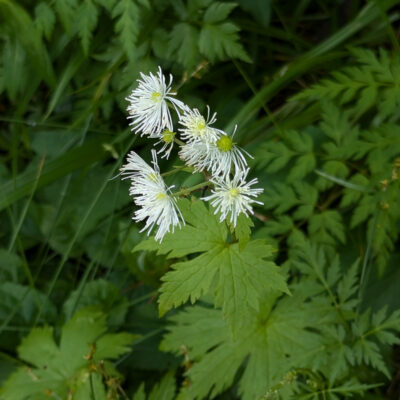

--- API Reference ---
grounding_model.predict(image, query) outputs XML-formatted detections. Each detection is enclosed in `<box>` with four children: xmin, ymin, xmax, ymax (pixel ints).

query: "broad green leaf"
<box><xmin>162</xmin><ymin>286</ymin><xmax>328</xmax><ymax>400</ymax></box>
<box><xmin>0</xmin><ymin>308</ymin><xmax>135</xmax><ymax>400</ymax></box>
<box><xmin>136</xmin><ymin>199</ymin><xmax>287</xmax><ymax>328</ymax></box>
<box><xmin>134</xmin><ymin>199</ymin><xmax>227</xmax><ymax>258</ymax></box>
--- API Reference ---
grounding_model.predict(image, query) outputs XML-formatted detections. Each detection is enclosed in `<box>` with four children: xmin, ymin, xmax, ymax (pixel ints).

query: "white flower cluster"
<box><xmin>121</xmin><ymin>67</ymin><xmax>263</xmax><ymax>241</ymax></box>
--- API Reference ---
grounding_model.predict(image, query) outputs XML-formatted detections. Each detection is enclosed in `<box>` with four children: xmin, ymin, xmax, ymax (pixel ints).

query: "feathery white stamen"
<box><xmin>126</xmin><ymin>67</ymin><xmax>184</xmax><ymax>137</ymax></box>
<box><xmin>202</xmin><ymin>169</ymin><xmax>263</xmax><ymax>227</ymax></box>
<box><xmin>179</xmin><ymin>125</ymin><xmax>250</xmax><ymax>178</ymax></box>
<box><xmin>178</xmin><ymin>106</ymin><xmax>221</xmax><ymax>143</ymax></box>
<box><xmin>120</xmin><ymin>150</ymin><xmax>184</xmax><ymax>241</ymax></box>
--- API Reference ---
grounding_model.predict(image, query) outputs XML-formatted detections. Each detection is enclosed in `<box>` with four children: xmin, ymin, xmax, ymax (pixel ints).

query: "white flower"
<box><xmin>126</xmin><ymin>67</ymin><xmax>184</xmax><ymax>137</ymax></box>
<box><xmin>202</xmin><ymin>169</ymin><xmax>263</xmax><ymax>227</ymax></box>
<box><xmin>120</xmin><ymin>150</ymin><xmax>184</xmax><ymax>241</ymax></box>
<box><xmin>179</xmin><ymin>125</ymin><xmax>250</xmax><ymax>178</ymax></box>
<box><xmin>178</xmin><ymin>106</ymin><xmax>221</xmax><ymax>143</ymax></box>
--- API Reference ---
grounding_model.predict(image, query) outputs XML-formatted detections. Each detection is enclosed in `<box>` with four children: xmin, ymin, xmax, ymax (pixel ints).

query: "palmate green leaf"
<box><xmin>77</xmin><ymin>0</ymin><xmax>99</xmax><ymax>55</ymax></box>
<box><xmin>134</xmin><ymin>199</ymin><xmax>288</xmax><ymax>330</ymax></box>
<box><xmin>0</xmin><ymin>308</ymin><xmax>136</xmax><ymax>400</ymax></box>
<box><xmin>161</xmin><ymin>285</ymin><xmax>328</xmax><ymax>400</ymax></box>
<box><xmin>199</xmin><ymin>21</ymin><xmax>251</xmax><ymax>63</ymax></box>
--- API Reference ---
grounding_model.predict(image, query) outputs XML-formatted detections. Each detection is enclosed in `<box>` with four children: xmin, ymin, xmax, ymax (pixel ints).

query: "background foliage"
<box><xmin>1</xmin><ymin>0</ymin><xmax>400</xmax><ymax>399</ymax></box>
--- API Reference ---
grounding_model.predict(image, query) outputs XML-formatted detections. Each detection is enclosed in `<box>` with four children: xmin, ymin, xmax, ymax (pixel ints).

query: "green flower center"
<box><xmin>151</xmin><ymin>92</ymin><xmax>161</xmax><ymax>102</ymax></box>
<box><xmin>156</xmin><ymin>193</ymin><xmax>166</xmax><ymax>200</ymax></box>
<box><xmin>229</xmin><ymin>188</ymin><xmax>239</xmax><ymax>197</ymax></box>
<box><xmin>162</xmin><ymin>129</ymin><xmax>176</xmax><ymax>144</ymax></box>
<box><xmin>196</xmin><ymin>121</ymin><xmax>206</xmax><ymax>131</ymax></box>
<box><xmin>217</xmin><ymin>136</ymin><xmax>233</xmax><ymax>152</ymax></box>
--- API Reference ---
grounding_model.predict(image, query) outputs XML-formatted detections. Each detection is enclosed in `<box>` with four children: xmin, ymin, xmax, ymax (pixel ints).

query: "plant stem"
<box><xmin>173</xmin><ymin>181</ymin><xmax>211</xmax><ymax>197</ymax></box>
<box><xmin>161</xmin><ymin>165</ymin><xmax>188</xmax><ymax>177</ymax></box>
<box><xmin>174</xmin><ymin>137</ymin><xmax>185</xmax><ymax>146</ymax></box>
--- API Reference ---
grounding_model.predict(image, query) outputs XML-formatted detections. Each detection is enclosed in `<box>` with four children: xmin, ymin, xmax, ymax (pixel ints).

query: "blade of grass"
<box><xmin>43</xmin><ymin>51</ymin><xmax>86</xmax><ymax>121</ymax></box>
<box><xmin>224</xmin><ymin>0</ymin><xmax>398</xmax><ymax>132</ymax></box>
<box><xmin>8</xmin><ymin>156</ymin><xmax>45</xmax><ymax>252</ymax></box>
<box><xmin>0</xmin><ymin>0</ymin><xmax>55</xmax><ymax>87</ymax></box>
<box><xmin>33</xmin><ymin>133</ymin><xmax>137</xmax><ymax>325</ymax></box>
<box><xmin>314</xmin><ymin>169</ymin><xmax>373</xmax><ymax>193</ymax></box>
<box><xmin>0</xmin><ymin>138</ymin><xmax>107</xmax><ymax>211</ymax></box>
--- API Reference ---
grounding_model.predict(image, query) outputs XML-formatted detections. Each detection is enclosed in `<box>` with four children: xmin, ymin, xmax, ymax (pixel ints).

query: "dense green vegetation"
<box><xmin>1</xmin><ymin>0</ymin><xmax>400</xmax><ymax>399</ymax></box>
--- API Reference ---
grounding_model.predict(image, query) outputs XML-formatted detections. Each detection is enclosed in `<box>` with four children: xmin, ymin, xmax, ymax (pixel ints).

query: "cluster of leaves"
<box><xmin>1</xmin><ymin>0</ymin><xmax>400</xmax><ymax>399</ymax></box>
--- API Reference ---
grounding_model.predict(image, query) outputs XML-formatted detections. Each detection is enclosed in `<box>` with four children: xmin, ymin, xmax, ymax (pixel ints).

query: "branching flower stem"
<box><xmin>173</xmin><ymin>181</ymin><xmax>211</xmax><ymax>197</ymax></box>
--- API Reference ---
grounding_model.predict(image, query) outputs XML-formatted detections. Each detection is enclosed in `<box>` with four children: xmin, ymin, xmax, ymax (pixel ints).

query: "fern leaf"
<box><xmin>77</xmin><ymin>0</ymin><xmax>98</xmax><ymax>55</ymax></box>
<box><xmin>203</xmin><ymin>2</ymin><xmax>237</xmax><ymax>24</ymax></box>
<box><xmin>199</xmin><ymin>22</ymin><xmax>251</xmax><ymax>63</ymax></box>
<box><xmin>34</xmin><ymin>2</ymin><xmax>55</xmax><ymax>40</ymax></box>
<box><xmin>53</xmin><ymin>0</ymin><xmax>78</xmax><ymax>33</ymax></box>
<box><xmin>168</xmin><ymin>22</ymin><xmax>199</xmax><ymax>69</ymax></box>
<box><xmin>112</xmin><ymin>0</ymin><xmax>144</xmax><ymax>61</ymax></box>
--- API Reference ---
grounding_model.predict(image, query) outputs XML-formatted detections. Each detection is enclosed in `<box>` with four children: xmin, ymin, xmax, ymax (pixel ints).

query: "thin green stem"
<box><xmin>174</xmin><ymin>137</ymin><xmax>185</xmax><ymax>146</ymax></box>
<box><xmin>173</xmin><ymin>181</ymin><xmax>211</xmax><ymax>197</ymax></box>
<box><xmin>161</xmin><ymin>165</ymin><xmax>188</xmax><ymax>177</ymax></box>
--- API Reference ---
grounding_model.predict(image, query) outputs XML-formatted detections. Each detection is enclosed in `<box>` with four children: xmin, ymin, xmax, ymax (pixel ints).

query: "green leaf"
<box><xmin>34</xmin><ymin>2</ymin><xmax>55</xmax><ymax>40</ymax></box>
<box><xmin>0</xmin><ymin>249</ymin><xmax>22</xmax><ymax>282</ymax></box>
<box><xmin>134</xmin><ymin>199</ymin><xmax>227</xmax><ymax>258</ymax></box>
<box><xmin>132</xmin><ymin>371</ymin><xmax>176</xmax><ymax>400</ymax></box>
<box><xmin>135</xmin><ymin>199</ymin><xmax>287</xmax><ymax>329</ymax></box>
<box><xmin>77</xmin><ymin>0</ymin><xmax>99</xmax><ymax>55</ymax></box>
<box><xmin>53</xmin><ymin>0</ymin><xmax>78</xmax><ymax>33</ymax></box>
<box><xmin>235</xmin><ymin>0</ymin><xmax>271</xmax><ymax>27</ymax></box>
<box><xmin>0</xmin><ymin>139</ymin><xmax>107</xmax><ymax>212</ymax></box>
<box><xmin>63</xmin><ymin>279</ymin><xmax>129</xmax><ymax>328</ymax></box>
<box><xmin>0</xmin><ymin>308</ymin><xmax>135</xmax><ymax>399</ymax></box>
<box><xmin>112</xmin><ymin>0</ymin><xmax>143</xmax><ymax>61</ymax></box>
<box><xmin>2</xmin><ymin>38</ymin><xmax>26</xmax><ymax>103</ymax></box>
<box><xmin>199</xmin><ymin>22</ymin><xmax>251</xmax><ymax>63</ymax></box>
<box><xmin>162</xmin><ymin>285</ymin><xmax>327</xmax><ymax>400</ymax></box>
<box><xmin>0</xmin><ymin>0</ymin><xmax>55</xmax><ymax>87</ymax></box>
<box><xmin>168</xmin><ymin>22</ymin><xmax>199</xmax><ymax>69</ymax></box>
<box><xmin>233</xmin><ymin>213</ymin><xmax>254</xmax><ymax>250</ymax></box>
<box><xmin>203</xmin><ymin>2</ymin><xmax>237</xmax><ymax>24</ymax></box>
<box><xmin>148</xmin><ymin>371</ymin><xmax>176</xmax><ymax>400</ymax></box>
<box><xmin>308</xmin><ymin>210</ymin><xmax>346</xmax><ymax>245</ymax></box>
